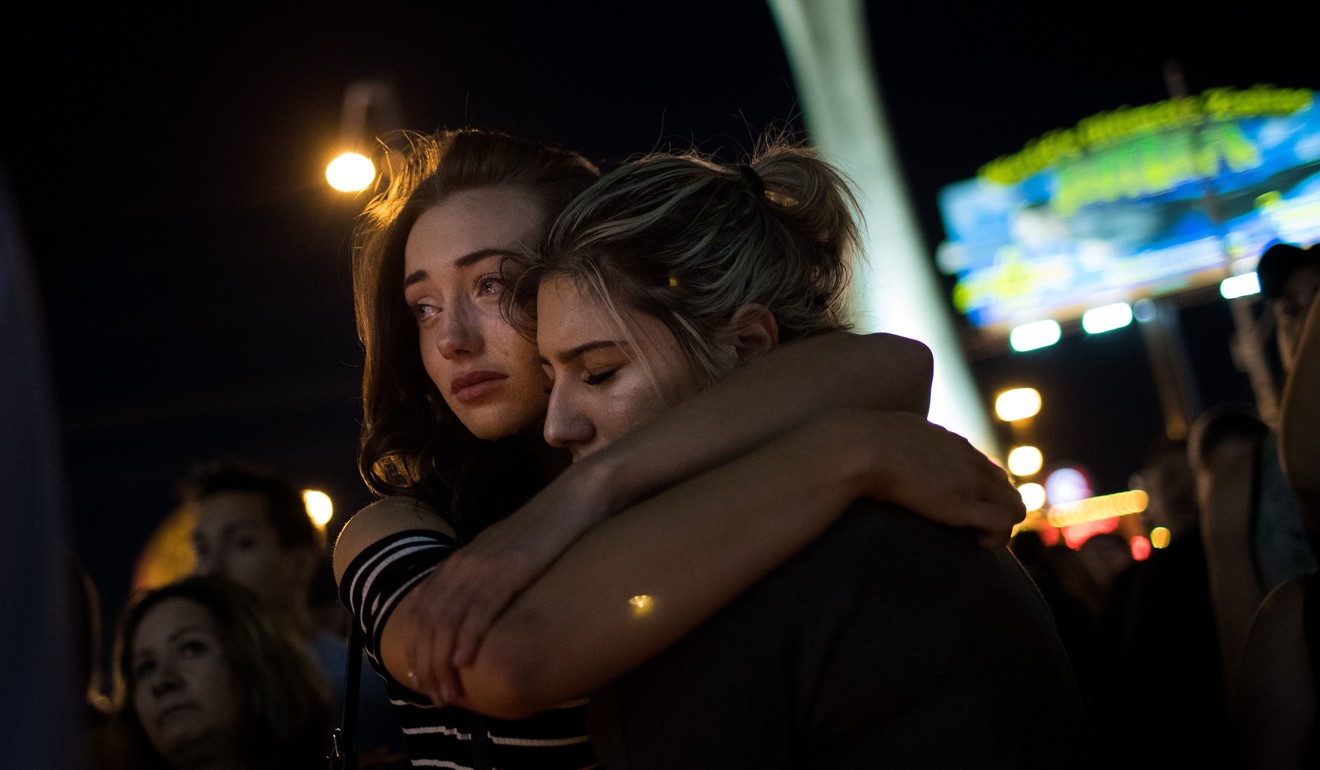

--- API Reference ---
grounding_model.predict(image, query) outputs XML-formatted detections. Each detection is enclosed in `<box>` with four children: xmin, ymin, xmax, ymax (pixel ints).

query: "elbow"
<box><xmin>459</xmin><ymin>631</ymin><xmax>561</xmax><ymax>720</ymax></box>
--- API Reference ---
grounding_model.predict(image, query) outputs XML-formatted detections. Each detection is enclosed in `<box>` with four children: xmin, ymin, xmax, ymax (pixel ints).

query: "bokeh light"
<box><xmin>303</xmin><ymin>489</ymin><xmax>334</xmax><ymax>529</ymax></box>
<box><xmin>326</xmin><ymin>152</ymin><xmax>376</xmax><ymax>192</ymax></box>
<box><xmin>1018</xmin><ymin>482</ymin><xmax>1047</xmax><ymax>512</ymax></box>
<box><xmin>1007</xmin><ymin>445</ymin><xmax>1044</xmax><ymax>477</ymax></box>
<box><xmin>995</xmin><ymin>387</ymin><xmax>1042</xmax><ymax>422</ymax></box>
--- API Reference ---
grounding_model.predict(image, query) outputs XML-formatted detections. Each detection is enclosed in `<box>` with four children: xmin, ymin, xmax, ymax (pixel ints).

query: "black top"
<box><xmin>588</xmin><ymin>502</ymin><xmax>1097</xmax><ymax>769</ymax></box>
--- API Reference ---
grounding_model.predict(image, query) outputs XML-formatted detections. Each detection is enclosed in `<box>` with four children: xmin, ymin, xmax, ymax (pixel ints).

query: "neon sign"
<box><xmin>937</xmin><ymin>86</ymin><xmax>1320</xmax><ymax>335</ymax></box>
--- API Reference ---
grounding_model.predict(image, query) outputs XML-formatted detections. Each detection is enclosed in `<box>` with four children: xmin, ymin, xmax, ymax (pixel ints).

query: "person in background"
<box><xmin>1195</xmin><ymin>241</ymin><xmax>1320</xmax><ymax>699</ymax></box>
<box><xmin>1231</xmin><ymin>242</ymin><xmax>1320</xmax><ymax>768</ymax></box>
<box><xmin>182</xmin><ymin>459</ymin><xmax>407</xmax><ymax>767</ymax></box>
<box><xmin>98</xmin><ymin>576</ymin><xmax>330</xmax><ymax>770</ymax></box>
<box><xmin>1103</xmin><ymin>436</ymin><xmax>1222</xmax><ymax>768</ymax></box>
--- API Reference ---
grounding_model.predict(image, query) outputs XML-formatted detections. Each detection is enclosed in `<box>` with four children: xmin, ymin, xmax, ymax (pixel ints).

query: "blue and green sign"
<box><xmin>938</xmin><ymin>85</ymin><xmax>1320</xmax><ymax>334</ymax></box>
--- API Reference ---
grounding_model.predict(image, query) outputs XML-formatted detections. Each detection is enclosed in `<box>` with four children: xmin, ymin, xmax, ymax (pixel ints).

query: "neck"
<box><xmin>169</xmin><ymin>742</ymin><xmax>248</xmax><ymax>770</ymax></box>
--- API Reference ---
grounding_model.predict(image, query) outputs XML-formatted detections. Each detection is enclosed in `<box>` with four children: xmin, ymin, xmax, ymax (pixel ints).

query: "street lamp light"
<box><xmin>326</xmin><ymin>79</ymin><xmax>400</xmax><ymax>193</ymax></box>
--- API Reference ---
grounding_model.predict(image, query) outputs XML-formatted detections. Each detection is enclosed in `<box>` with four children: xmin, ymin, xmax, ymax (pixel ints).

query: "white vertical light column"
<box><xmin>767</xmin><ymin>0</ymin><xmax>997</xmax><ymax>455</ymax></box>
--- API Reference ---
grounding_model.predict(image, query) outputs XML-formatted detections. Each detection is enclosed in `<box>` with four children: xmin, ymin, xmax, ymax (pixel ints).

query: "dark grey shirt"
<box><xmin>588</xmin><ymin>502</ymin><xmax>1095</xmax><ymax>769</ymax></box>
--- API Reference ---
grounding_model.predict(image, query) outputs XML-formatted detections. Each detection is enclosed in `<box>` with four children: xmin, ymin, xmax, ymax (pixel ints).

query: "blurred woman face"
<box><xmin>404</xmin><ymin>186</ymin><xmax>552</xmax><ymax>440</ymax></box>
<box><xmin>537</xmin><ymin>276</ymin><xmax>701</xmax><ymax>461</ymax></box>
<box><xmin>131</xmin><ymin>597</ymin><xmax>242</xmax><ymax>766</ymax></box>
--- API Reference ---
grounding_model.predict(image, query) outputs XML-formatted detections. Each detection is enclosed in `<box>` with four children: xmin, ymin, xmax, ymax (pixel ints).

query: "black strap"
<box><xmin>328</xmin><ymin>622</ymin><xmax>363</xmax><ymax>770</ymax></box>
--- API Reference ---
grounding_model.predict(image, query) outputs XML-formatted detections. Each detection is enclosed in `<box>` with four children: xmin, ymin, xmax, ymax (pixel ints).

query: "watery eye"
<box><xmin>410</xmin><ymin>302</ymin><xmax>440</xmax><ymax>323</ymax></box>
<box><xmin>476</xmin><ymin>271</ymin><xmax>507</xmax><ymax>296</ymax></box>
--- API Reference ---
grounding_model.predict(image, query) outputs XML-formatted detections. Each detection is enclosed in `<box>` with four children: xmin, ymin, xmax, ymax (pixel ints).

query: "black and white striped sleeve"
<box><xmin>338</xmin><ymin>524</ymin><xmax>458</xmax><ymax>678</ymax></box>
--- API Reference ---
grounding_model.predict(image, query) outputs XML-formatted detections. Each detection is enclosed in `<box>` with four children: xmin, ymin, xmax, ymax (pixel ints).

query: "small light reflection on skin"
<box><xmin>629</xmin><ymin>594</ymin><xmax>654</xmax><ymax>618</ymax></box>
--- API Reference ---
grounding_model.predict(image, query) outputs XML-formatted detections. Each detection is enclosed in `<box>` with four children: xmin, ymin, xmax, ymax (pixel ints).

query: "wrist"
<box><xmin>807</xmin><ymin>409</ymin><xmax>892</xmax><ymax>502</ymax></box>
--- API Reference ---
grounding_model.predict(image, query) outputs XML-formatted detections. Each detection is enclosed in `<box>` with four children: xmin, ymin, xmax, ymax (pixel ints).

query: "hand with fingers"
<box><xmin>844</xmin><ymin>411</ymin><xmax>1024</xmax><ymax>548</ymax></box>
<box><xmin>399</xmin><ymin>488</ymin><xmax>604</xmax><ymax>708</ymax></box>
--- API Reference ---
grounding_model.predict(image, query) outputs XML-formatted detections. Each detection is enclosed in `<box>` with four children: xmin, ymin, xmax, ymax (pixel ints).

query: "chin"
<box><xmin>452</xmin><ymin>397</ymin><xmax>548</xmax><ymax>443</ymax></box>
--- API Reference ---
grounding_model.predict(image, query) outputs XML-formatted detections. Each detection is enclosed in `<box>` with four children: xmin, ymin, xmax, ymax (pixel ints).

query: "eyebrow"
<box><xmin>133</xmin><ymin>626</ymin><xmax>209</xmax><ymax>659</ymax></box>
<box><xmin>539</xmin><ymin>339</ymin><xmax>627</xmax><ymax>366</ymax></box>
<box><xmin>403</xmin><ymin>248</ymin><xmax>519</xmax><ymax>288</ymax></box>
<box><xmin>168</xmin><ymin>626</ymin><xmax>209</xmax><ymax>642</ymax></box>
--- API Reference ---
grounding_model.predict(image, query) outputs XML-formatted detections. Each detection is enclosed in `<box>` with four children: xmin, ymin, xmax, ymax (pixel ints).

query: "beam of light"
<box><xmin>1081</xmin><ymin>302</ymin><xmax>1133</xmax><ymax>335</ymax></box>
<box><xmin>768</xmin><ymin>0</ymin><xmax>998</xmax><ymax>459</ymax></box>
<box><xmin>1046</xmin><ymin>489</ymin><xmax>1149</xmax><ymax>528</ymax></box>
<box><xmin>303</xmin><ymin>489</ymin><xmax>334</xmax><ymax>529</ymax></box>
<box><xmin>1009</xmin><ymin>320</ymin><xmax>1062</xmax><ymax>352</ymax></box>
<box><xmin>326</xmin><ymin>152</ymin><xmax>376</xmax><ymax>192</ymax></box>
<box><xmin>1220</xmin><ymin>272</ymin><xmax>1261</xmax><ymax>300</ymax></box>
<box><xmin>994</xmin><ymin>387</ymin><xmax>1042</xmax><ymax>422</ymax></box>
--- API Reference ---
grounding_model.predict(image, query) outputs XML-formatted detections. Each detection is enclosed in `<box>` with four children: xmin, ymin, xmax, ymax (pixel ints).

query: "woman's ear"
<box><xmin>726</xmin><ymin>303</ymin><xmax>779</xmax><ymax>364</ymax></box>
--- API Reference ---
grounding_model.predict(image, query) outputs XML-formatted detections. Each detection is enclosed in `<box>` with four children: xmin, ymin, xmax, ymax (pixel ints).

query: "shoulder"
<box><xmin>332</xmin><ymin>496</ymin><xmax>455</xmax><ymax>583</ymax></box>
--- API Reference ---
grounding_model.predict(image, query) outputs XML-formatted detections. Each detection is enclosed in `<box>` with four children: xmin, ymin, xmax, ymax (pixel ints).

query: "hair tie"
<box><xmin>737</xmin><ymin>164</ymin><xmax>765</xmax><ymax>197</ymax></box>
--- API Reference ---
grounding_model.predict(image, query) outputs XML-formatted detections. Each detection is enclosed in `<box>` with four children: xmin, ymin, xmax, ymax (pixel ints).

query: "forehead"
<box><xmin>1279</xmin><ymin>264</ymin><xmax>1320</xmax><ymax>300</ymax></box>
<box><xmin>404</xmin><ymin>186</ymin><xmax>547</xmax><ymax>272</ymax></box>
<box><xmin>536</xmin><ymin>277</ymin><xmax>621</xmax><ymax>347</ymax></box>
<box><xmin>194</xmin><ymin>491</ymin><xmax>274</xmax><ymax>532</ymax></box>
<box><xmin>135</xmin><ymin>597</ymin><xmax>215</xmax><ymax>647</ymax></box>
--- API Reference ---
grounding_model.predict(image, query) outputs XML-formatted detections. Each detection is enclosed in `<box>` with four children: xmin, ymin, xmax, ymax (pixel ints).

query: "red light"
<box><xmin>1130</xmin><ymin>535</ymin><xmax>1152</xmax><ymax>561</ymax></box>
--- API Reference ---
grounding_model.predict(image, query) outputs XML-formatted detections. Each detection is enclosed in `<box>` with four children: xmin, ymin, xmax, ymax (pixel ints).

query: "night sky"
<box><xmin>5</xmin><ymin>3</ymin><xmax>1318</xmax><ymax>638</ymax></box>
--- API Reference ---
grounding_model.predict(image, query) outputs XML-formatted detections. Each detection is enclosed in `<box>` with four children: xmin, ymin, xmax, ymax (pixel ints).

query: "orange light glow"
<box><xmin>628</xmin><ymin>594</ymin><xmax>654</xmax><ymax>617</ymax></box>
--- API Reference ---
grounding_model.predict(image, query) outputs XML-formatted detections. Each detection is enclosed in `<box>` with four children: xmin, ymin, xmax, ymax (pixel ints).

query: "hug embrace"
<box><xmin>333</xmin><ymin>128</ymin><xmax>1096</xmax><ymax>769</ymax></box>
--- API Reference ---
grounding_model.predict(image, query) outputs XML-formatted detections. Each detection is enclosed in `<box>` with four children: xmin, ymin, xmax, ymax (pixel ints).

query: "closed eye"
<box><xmin>584</xmin><ymin>369</ymin><xmax>617</xmax><ymax>386</ymax></box>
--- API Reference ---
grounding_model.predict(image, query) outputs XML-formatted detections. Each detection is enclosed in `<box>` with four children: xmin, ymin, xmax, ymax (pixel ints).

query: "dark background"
<box><xmin>4</xmin><ymin>3</ymin><xmax>1318</xmax><ymax>646</ymax></box>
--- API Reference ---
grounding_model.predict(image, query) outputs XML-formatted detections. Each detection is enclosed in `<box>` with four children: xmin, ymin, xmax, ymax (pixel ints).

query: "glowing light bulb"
<box><xmin>303</xmin><ymin>490</ymin><xmax>334</xmax><ymax>529</ymax></box>
<box><xmin>326</xmin><ymin>152</ymin><xmax>376</xmax><ymax>192</ymax></box>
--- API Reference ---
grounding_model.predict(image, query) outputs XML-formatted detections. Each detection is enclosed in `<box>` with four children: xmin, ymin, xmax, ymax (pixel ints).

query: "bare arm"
<box><xmin>564</xmin><ymin>330</ymin><xmax>934</xmax><ymax>515</ymax></box>
<box><xmin>1231</xmin><ymin>577</ymin><xmax>1313</xmax><ymax>770</ymax></box>
<box><xmin>1280</xmin><ymin>295</ymin><xmax>1320</xmax><ymax>519</ymax></box>
<box><xmin>430</xmin><ymin>410</ymin><xmax>1020</xmax><ymax>718</ymax></box>
<box><xmin>332</xmin><ymin>332</ymin><xmax>937</xmax><ymax>698</ymax></box>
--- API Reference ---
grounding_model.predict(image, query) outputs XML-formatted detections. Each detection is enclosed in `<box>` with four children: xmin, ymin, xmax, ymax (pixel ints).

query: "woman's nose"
<box><xmin>193</xmin><ymin>549</ymin><xmax>227</xmax><ymax>580</ymax></box>
<box><xmin>148</xmin><ymin>662</ymin><xmax>183</xmax><ymax>697</ymax></box>
<box><xmin>543</xmin><ymin>389</ymin><xmax>595</xmax><ymax>453</ymax></box>
<box><xmin>435</xmin><ymin>300</ymin><xmax>482</xmax><ymax>359</ymax></box>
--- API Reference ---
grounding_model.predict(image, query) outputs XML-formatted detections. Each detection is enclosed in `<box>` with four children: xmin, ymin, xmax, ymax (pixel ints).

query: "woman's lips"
<box><xmin>451</xmin><ymin>371</ymin><xmax>507</xmax><ymax>403</ymax></box>
<box><xmin>155</xmin><ymin>702</ymin><xmax>199</xmax><ymax>727</ymax></box>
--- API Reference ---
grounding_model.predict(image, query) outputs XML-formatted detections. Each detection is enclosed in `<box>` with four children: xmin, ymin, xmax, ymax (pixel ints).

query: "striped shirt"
<box><xmin>340</xmin><ymin>524</ymin><xmax>599</xmax><ymax>770</ymax></box>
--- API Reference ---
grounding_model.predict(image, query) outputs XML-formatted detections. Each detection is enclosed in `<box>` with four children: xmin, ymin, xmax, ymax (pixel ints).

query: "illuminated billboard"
<box><xmin>937</xmin><ymin>85</ymin><xmax>1320</xmax><ymax>336</ymax></box>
